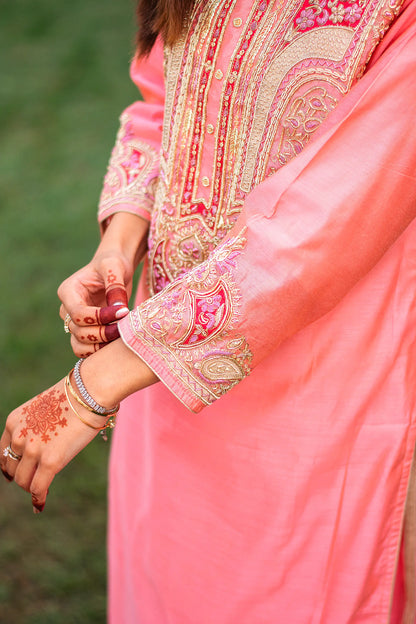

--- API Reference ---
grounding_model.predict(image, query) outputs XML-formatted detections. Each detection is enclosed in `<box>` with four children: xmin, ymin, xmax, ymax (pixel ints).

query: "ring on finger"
<box><xmin>3</xmin><ymin>445</ymin><xmax>22</xmax><ymax>461</ymax></box>
<box><xmin>64</xmin><ymin>313</ymin><xmax>72</xmax><ymax>334</ymax></box>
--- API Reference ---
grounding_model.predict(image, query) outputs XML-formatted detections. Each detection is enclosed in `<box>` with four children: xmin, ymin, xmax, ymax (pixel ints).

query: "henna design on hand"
<box><xmin>106</xmin><ymin>286</ymin><xmax>128</xmax><ymax>307</ymax></box>
<box><xmin>32</xmin><ymin>494</ymin><xmax>45</xmax><ymax>513</ymax></box>
<box><xmin>104</xmin><ymin>323</ymin><xmax>120</xmax><ymax>342</ymax></box>
<box><xmin>19</xmin><ymin>388</ymin><xmax>69</xmax><ymax>444</ymax></box>
<box><xmin>106</xmin><ymin>270</ymin><xmax>128</xmax><ymax>307</ymax></box>
<box><xmin>107</xmin><ymin>269</ymin><xmax>117</xmax><ymax>285</ymax></box>
<box><xmin>85</xmin><ymin>306</ymin><xmax>127</xmax><ymax>327</ymax></box>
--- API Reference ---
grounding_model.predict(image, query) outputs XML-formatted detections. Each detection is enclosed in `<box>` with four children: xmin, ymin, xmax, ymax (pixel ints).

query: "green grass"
<box><xmin>0</xmin><ymin>1</ymin><xmax>140</xmax><ymax>620</ymax></box>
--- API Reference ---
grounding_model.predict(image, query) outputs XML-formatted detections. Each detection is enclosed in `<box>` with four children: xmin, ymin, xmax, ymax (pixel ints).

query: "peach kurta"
<box><xmin>99</xmin><ymin>0</ymin><xmax>416</xmax><ymax>621</ymax></box>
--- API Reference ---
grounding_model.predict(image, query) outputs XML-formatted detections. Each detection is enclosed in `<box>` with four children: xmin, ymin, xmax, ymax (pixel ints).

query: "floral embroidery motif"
<box><xmin>148</xmin><ymin>0</ymin><xmax>401</xmax><ymax>298</ymax></box>
<box><xmin>294</xmin><ymin>0</ymin><xmax>363</xmax><ymax>31</ymax></box>
<box><xmin>130</xmin><ymin>234</ymin><xmax>253</xmax><ymax>405</ymax></box>
<box><xmin>276</xmin><ymin>86</ymin><xmax>338</xmax><ymax>166</ymax></box>
<box><xmin>98</xmin><ymin>113</ymin><xmax>160</xmax><ymax>222</ymax></box>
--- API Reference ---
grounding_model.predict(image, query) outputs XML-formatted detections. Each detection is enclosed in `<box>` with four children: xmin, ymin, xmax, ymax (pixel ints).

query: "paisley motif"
<box><xmin>129</xmin><ymin>234</ymin><xmax>253</xmax><ymax>406</ymax></box>
<box><xmin>148</xmin><ymin>0</ymin><xmax>403</xmax><ymax>295</ymax></box>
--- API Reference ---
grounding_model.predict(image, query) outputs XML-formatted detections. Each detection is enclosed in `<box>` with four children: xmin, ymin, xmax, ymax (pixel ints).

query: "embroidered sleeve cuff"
<box><xmin>118</xmin><ymin>315</ymin><xmax>205</xmax><ymax>413</ymax></box>
<box><xmin>98</xmin><ymin>113</ymin><xmax>160</xmax><ymax>225</ymax></box>
<box><xmin>118</xmin><ymin>234</ymin><xmax>253</xmax><ymax>413</ymax></box>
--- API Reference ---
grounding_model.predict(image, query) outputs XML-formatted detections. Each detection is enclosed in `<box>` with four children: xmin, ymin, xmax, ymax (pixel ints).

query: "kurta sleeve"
<box><xmin>118</xmin><ymin>10</ymin><xmax>416</xmax><ymax>412</ymax></box>
<box><xmin>98</xmin><ymin>39</ymin><xmax>165</xmax><ymax>225</ymax></box>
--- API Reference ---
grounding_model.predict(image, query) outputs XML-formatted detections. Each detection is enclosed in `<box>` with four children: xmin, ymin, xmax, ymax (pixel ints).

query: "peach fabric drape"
<box><xmin>102</xmin><ymin>0</ymin><xmax>416</xmax><ymax>621</ymax></box>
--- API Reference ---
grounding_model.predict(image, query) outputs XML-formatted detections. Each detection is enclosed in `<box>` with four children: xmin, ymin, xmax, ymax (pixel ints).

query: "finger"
<box><xmin>106</xmin><ymin>285</ymin><xmax>129</xmax><ymax>308</ymax></box>
<box><xmin>70</xmin><ymin>335</ymin><xmax>102</xmax><ymax>359</ymax></box>
<box><xmin>30</xmin><ymin>463</ymin><xmax>56</xmax><ymax>514</ymax></box>
<box><xmin>3</xmin><ymin>437</ymin><xmax>25</xmax><ymax>481</ymax></box>
<box><xmin>62</xmin><ymin>303</ymin><xmax>128</xmax><ymax>328</ymax></box>
<box><xmin>98</xmin><ymin>304</ymin><xmax>129</xmax><ymax>325</ymax></box>
<box><xmin>0</xmin><ymin>430</ymin><xmax>14</xmax><ymax>482</ymax></box>
<box><xmin>70</xmin><ymin>323</ymin><xmax>120</xmax><ymax>346</ymax></box>
<box><xmin>14</xmin><ymin>451</ymin><xmax>38</xmax><ymax>493</ymax></box>
<box><xmin>104</xmin><ymin>265</ymin><xmax>129</xmax><ymax>307</ymax></box>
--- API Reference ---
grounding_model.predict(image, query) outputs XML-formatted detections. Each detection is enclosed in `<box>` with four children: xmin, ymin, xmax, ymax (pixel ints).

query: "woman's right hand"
<box><xmin>58</xmin><ymin>213</ymin><xmax>149</xmax><ymax>358</ymax></box>
<box><xmin>58</xmin><ymin>250</ymin><xmax>132</xmax><ymax>357</ymax></box>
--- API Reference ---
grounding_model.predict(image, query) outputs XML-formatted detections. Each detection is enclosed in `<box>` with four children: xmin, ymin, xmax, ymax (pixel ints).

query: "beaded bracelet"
<box><xmin>73</xmin><ymin>358</ymin><xmax>119</xmax><ymax>416</ymax></box>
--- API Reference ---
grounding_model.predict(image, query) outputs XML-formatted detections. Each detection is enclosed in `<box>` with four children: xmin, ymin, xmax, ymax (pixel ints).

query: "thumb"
<box><xmin>104</xmin><ymin>267</ymin><xmax>129</xmax><ymax>308</ymax></box>
<box><xmin>95</xmin><ymin>265</ymin><xmax>130</xmax><ymax>325</ymax></box>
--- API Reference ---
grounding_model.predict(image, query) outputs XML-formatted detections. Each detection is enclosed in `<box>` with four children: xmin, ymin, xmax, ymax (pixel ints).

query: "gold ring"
<box><xmin>64</xmin><ymin>313</ymin><xmax>72</xmax><ymax>334</ymax></box>
<box><xmin>3</xmin><ymin>445</ymin><xmax>22</xmax><ymax>461</ymax></box>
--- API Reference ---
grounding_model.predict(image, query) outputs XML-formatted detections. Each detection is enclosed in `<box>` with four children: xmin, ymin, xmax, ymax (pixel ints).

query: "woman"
<box><xmin>2</xmin><ymin>0</ymin><xmax>416</xmax><ymax>621</ymax></box>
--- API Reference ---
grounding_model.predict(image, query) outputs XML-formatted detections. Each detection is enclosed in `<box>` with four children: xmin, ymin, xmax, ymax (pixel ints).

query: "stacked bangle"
<box><xmin>63</xmin><ymin>377</ymin><xmax>116</xmax><ymax>441</ymax></box>
<box><xmin>73</xmin><ymin>358</ymin><xmax>119</xmax><ymax>415</ymax></box>
<box><xmin>64</xmin><ymin>361</ymin><xmax>119</xmax><ymax>441</ymax></box>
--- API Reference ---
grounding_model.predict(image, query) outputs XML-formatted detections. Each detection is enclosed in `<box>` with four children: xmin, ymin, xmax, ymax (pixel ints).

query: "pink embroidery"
<box><xmin>130</xmin><ymin>234</ymin><xmax>253</xmax><ymax>405</ymax></box>
<box><xmin>182</xmin><ymin>284</ymin><xmax>231</xmax><ymax>346</ymax></box>
<box><xmin>98</xmin><ymin>113</ymin><xmax>159</xmax><ymax>221</ymax></box>
<box><xmin>293</xmin><ymin>0</ymin><xmax>363</xmax><ymax>31</ymax></box>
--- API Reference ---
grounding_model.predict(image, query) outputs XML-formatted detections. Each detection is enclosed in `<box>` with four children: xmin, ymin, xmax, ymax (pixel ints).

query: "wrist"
<box><xmin>64</xmin><ymin>373</ymin><xmax>113</xmax><ymax>430</ymax></box>
<box><xmin>79</xmin><ymin>338</ymin><xmax>158</xmax><ymax>408</ymax></box>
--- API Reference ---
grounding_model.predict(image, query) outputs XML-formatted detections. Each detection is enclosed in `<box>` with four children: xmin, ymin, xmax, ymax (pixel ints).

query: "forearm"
<box><xmin>98</xmin><ymin>212</ymin><xmax>149</xmax><ymax>269</ymax></box>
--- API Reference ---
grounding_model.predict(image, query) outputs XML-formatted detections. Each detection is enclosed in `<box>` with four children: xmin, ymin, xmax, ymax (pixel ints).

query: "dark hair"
<box><xmin>136</xmin><ymin>0</ymin><xmax>196</xmax><ymax>56</ymax></box>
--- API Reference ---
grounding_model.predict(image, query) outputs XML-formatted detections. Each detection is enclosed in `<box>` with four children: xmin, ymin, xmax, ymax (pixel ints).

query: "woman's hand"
<box><xmin>58</xmin><ymin>213</ymin><xmax>149</xmax><ymax>357</ymax></box>
<box><xmin>58</xmin><ymin>250</ymin><xmax>133</xmax><ymax>357</ymax></box>
<box><xmin>1</xmin><ymin>339</ymin><xmax>159</xmax><ymax>513</ymax></box>
<box><xmin>0</xmin><ymin>378</ymin><xmax>103</xmax><ymax>513</ymax></box>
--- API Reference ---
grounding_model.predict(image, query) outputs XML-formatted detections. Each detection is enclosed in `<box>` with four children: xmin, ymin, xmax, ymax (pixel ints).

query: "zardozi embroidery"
<box><xmin>98</xmin><ymin>113</ymin><xmax>160</xmax><ymax>221</ymax></box>
<box><xmin>130</xmin><ymin>234</ymin><xmax>253</xmax><ymax>406</ymax></box>
<box><xmin>148</xmin><ymin>0</ymin><xmax>401</xmax><ymax>296</ymax></box>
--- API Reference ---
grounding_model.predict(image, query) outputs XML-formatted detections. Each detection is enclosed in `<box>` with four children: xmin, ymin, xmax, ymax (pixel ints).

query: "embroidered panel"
<box><xmin>98</xmin><ymin>113</ymin><xmax>160</xmax><ymax>221</ymax></box>
<box><xmin>130</xmin><ymin>234</ymin><xmax>253</xmax><ymax>405</ymax></box>
<box><xmin>147</xmin><ymin>0</ymin><xmax>402</xmax><ymax>295</ymax></box>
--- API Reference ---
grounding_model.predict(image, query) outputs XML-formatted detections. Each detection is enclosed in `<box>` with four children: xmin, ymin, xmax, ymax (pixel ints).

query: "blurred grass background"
<box><xmin>0</xmin><ymin>1</ymin><xmax>140</xmax><ymax>621</ymax></box>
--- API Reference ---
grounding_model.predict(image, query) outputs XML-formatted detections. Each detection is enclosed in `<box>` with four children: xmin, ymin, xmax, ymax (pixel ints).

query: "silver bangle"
<box><xmin>73</xmin><ymin>359</ymin><xmax>118</xmax><ymax>416</ymax></box>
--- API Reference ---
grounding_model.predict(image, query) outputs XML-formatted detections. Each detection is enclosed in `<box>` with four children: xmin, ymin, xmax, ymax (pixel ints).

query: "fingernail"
<box><xmin>1</xmin><ymin>469</ymin><xmax>13</xmax><ymax>482</ymax></box>
<box><xmin>32</xmin><ymin>502</ymin><xmax>45</xmax><ymax>514</ymax></box>
<box><xmin>115</xmin><ymin>307</ymin><xmax>129</xmax><ymax>319</ymax></box>
<box><xmin>106</xmin><ymin>287</ymin><xmax>128</xmax><ymax>307</ymax></box>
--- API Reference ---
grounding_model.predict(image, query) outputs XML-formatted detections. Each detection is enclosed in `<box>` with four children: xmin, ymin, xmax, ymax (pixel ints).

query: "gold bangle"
<box><xmin>64</xmin><ymin>379</ymin><xmax>116</xmax><ymax>436</ymax></box>
<box><xmin>66</xmin><ymin>371</ymin><xmax>102</xmax><ymax>415</ymax></box>
<box><xmin>65</xmin><ymin>371</ymin><xmax>119</xmax><ymax>417</ymax></box>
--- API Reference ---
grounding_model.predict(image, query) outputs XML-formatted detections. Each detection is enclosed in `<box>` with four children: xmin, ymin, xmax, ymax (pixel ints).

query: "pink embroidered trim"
<box><xmin>293</xmin><ymin>0</ymin><xmax>363</xmax><ymax>31</ymax></box>
<box><xmin>127</xmin><ymin>234</ymin><xmax>253</xmax><ymax>406</ymax></box>
<box><xmin>98</xmin><ymin>113</ymin><xmax>159</xmax><ymax>222</ymax></box>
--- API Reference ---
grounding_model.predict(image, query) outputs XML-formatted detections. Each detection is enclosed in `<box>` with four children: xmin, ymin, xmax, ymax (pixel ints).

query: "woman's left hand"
<box><xmin>0</xmin><ymin>378</ymin><xmax>102</xmax><ymax>513</ymax></box>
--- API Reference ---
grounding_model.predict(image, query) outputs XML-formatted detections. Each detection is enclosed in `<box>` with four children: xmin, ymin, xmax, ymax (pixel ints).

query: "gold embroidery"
<box><xmin>98</xmin><ymin>113</ymin><xmax>159</xmax><ymax>221</ymax></box>
<box><xmin>197</xmin><ymin>355</ymin><xmax>245</xmax><ymax>383</ymax></box>
<box><xmin>277</xmin><ymin>86</ymin><xmax>338</xmax><ymax>166</ymax></box>
<box><xmin>240</xmin><ymin>26</ymin><xmax>354</xmax><ymax>191</ymax></box>
<box><xmin>147</xmin><ymin>0</ymin><xmax>400</xmax><ymax>299</ymax></box>
<box><xmin>131</xmin><ymin>234</ymin><xmax>252</xmax><ymax>405</ymax></box>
